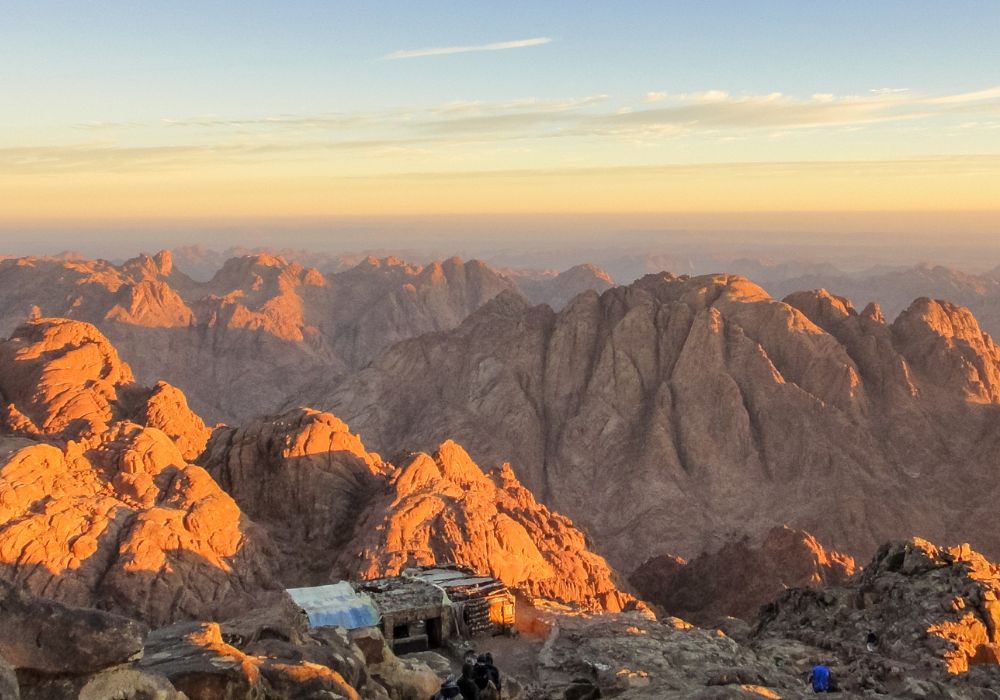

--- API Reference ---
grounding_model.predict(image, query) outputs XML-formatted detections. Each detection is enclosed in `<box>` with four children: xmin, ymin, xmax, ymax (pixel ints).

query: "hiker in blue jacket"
<box><xmin>810</xmin><ymin>664</ymin><xmax>832</xmax><ymax>693</ymax></box>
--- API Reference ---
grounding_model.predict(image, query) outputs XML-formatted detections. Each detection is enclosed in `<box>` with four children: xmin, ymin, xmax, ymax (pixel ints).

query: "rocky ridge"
<box><xmin>205</xmin><ymin>408</ymin><xmax>634</xmax><ymax>611</ymax></box>
<box><xmin>337</xmin><ymin>439</ymin><xmax>633</xmax><ymax>612</ymax></box>
<box><xmin>762</xmin><ymin>262</ymin><xmax>1000</xmax><ymax>338</ymax></box>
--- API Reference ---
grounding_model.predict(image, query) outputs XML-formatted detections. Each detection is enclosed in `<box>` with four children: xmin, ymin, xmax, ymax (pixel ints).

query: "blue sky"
<box><xmin>5</xmin><ymin>1</ymin><xmax>999</xmax><ymax>122</ymax></box>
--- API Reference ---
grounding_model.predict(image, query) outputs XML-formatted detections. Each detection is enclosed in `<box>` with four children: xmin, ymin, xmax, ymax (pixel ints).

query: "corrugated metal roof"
<box><xmin>407</xmin><ymin>568</ymin><xmax>501</xmax><ymax>588</ymax></box>
<box><xmin>359</xmin><ymin>576</ymin><xmax>449</xmax><ymax>613</ymax></box>
<box><xmin>286</xmin><ymin>581</ymin><xmax>381</xmax><ymax>630</ymax></box>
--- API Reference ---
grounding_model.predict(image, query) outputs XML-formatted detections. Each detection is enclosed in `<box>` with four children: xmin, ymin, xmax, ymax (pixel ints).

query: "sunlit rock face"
<box><xmin>630</xmin><ymin>525</ymin><xmax>855</xmax><ymax>623</ymax></box>
<box><xmin>309</xmin><ymin>273</ymin><xmax>1000</xmax><ymax>570</ymax></box>
<box><xmin>203</xmin><ymin>410</ymin><xmax>634</xmax><ymax>612</ymax></box>
<box><xmin>0</xmin><ymin>319</ymin><xmax>280</xmax><ymax>626</ymax></box>
<box><xmin>337</xmin><ymin>440</ymin><xmax>634</xmax><ymax>612</ymax></box>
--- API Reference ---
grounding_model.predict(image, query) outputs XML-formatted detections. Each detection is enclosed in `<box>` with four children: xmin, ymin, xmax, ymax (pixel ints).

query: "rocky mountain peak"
<box><xmin>121</xmin><ymin>250</ymin><xmax>174</xmax><ymax>280</ymax></box>
<box><xmin>432</xmin><ymin>439</ymin><xmax>491</xmax><ymax>487</ymax></box>
<box><xmin>892</xmin><ymin>296</ymin><xmax>1000</xmax><ymax>402</ymax></box>
<box><xmin>861</xmin><ymin>301</ymin><xmax>886</xmax><ymax>323</ymax></box>
<box><xmin>0</xmin><ymin>318</ymin><xmax>135</xmax><ymax>438</ymax></box>
<box><xmin>782</xmin><ymin>288</ymin><xmax>856</xmax><ymax>331</ymax></box>
<box><xmin>339</xmin><ymin>437</ymin><xmax>635</xmax><ymax>612</ymax></box>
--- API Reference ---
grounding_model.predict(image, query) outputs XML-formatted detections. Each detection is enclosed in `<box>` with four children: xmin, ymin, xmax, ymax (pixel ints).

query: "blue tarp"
<box><xmin>286</xmin><ymin>581</ymin><xmax>381</xmax><ymax>630</ymax></box>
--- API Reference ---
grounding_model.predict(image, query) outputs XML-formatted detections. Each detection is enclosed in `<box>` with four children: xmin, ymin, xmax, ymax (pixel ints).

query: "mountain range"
<box><xmin>0</xmin><ymin>251</ymin><xmax>612</xmax><ymax>424</ymax></box>
<box><xmin>4</xmin><ymin>248</ymin><xmax>1000</xmax><ymax>696</ymax></box>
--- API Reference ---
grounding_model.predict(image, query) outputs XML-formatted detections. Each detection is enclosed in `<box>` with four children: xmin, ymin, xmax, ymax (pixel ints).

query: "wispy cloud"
<box><xmin>922</xmin><ymin>86</ymin><xmax>1000</xmax><ymax>105</ymax></box>
<box><xmin>160</xmin><ymin>113</ymin><xmax>370</xmax><ymax>130</ymax></box>
<box><xmin>592</xmin><ymin>86</ymin><xmax>1000</xmax><ymax>140</ymax></box>
<box><xmin>382</xmin><ymin>37</ymin><xmax>551</xmax><ymax>60</ymax></box>
<box><xmin>23</xmin><ymin>85</ymin><xmax>1000</xmax><ymax>176</ymax></box>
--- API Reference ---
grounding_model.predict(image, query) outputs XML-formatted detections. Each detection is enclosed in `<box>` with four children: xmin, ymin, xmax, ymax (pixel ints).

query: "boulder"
<box><xmin>139</xmin><ymin>622</ymin><xmax>267</xmax><ymax>699</ymax></box>
<box><xmin>370</xmin><ymin>655</ymin><xmax>441</xmax><ymax>700</ymax></box>
<box><xmin>140</xmin><ymin>614</ymin><xmax>389</xmax><ymax>700</ymax></box>
<box><xmin>18</xmin><ymin>667</ymin><xmax>183</xmax><ymax>700</ymax></box>
<box><xmin>0</xmin><ymin>581</ymin><xmax>145</xmax><ymax>676</ymax></box>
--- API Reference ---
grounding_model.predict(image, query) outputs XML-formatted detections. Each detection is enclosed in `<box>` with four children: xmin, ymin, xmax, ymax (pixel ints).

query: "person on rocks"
<box><xmin>809</xmin><ymin>663</ymin><xmax>832</xmax><ymax>693</ymax></box>
<box><xmin>457</xmin><ymin>662</ymin><xmax>480</xmax><ymax>700</ymax></box>
<box><xmin>473</xmin><ymin>654</ymin><xmax>490</xmax><ymax>690</ymax></box>
<box><xmin>482</xmin><ymin>652</ymin><xmax>501</xmax><ymax>692</ymax></box>
<box><xmin>866</xmin><ymin>630</ymin><xmax>879</xmax><ymax>652</ymax></box>
<box><xmin>473</xmin><ymin>653</ymin><xmax>501</xmax><ymax>699</ymax></box>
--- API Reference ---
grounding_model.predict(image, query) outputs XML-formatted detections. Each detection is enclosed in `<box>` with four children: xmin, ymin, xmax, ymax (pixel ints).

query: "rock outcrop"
<box><xmin>308</xmin><ymin>274</ymin><xmax>1000</xmax><ymax>570</ymax></box>
<box><xmin>338</xmin><ymin>440</ymin><xmax>634</xmax><ymax>612</ymax></box>
<box><xmin>0</xmin><ymin>581</ymin><xmax>145</xmax><ymax>676</ymax></box>
<box><xmin>204</xmin><ymin>408</ymin><xmax>388</xmax><ymax>584</ymax></box>
<box><xmin>0</xmin><ymin>579</ymin><xmax>407</xmax><ymax>700</ymax></box>
<box><xmin>203</xmin><ymin>410</ymin><xmax>633</xmax><ymax>611</ymax></box>
<box><xmin>0</xmin><ymin>317</ymin><xmax>136</xmax><ymax>439</ymax></box>
<box><xmin>139</xmin><ymin>620</ymin><xmax>376</xmax><ymax>700</ymax></box>
<box><xmin>752</xmin><ymin>538</ymin><xmax>1000</xmax><ymax>695</ymax></box>
<box><xmin>630</xmin><ymin>526</ymin><xmax>855</xmax><ymax>623</ymax></box>
<box><xmin>0</xmin><ymin>319</ymin><xmax>280</xmax><ymax>625</ymax></box>
<box><xmin>535</xmin><ymin>609</ymin><xmax>804</xmax><ymax>699</ymax></box>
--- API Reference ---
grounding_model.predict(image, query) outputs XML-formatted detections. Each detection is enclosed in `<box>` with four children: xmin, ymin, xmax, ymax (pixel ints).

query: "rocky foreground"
<box><xmin>5</xmin><ymin>535</ymin><xmax>1000</xmax><ymax>698</ymax></box>
<box><xmin>514</xmin><ymin>538</ymin><xmax>1000</xmax><ymax>698</ymax></box>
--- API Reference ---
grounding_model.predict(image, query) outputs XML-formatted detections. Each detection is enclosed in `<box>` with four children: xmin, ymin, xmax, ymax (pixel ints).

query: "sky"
<box><xmin>2</xmin><ymin>1</ymin><xmax>1000</xmax><ymax>247</ymax></box>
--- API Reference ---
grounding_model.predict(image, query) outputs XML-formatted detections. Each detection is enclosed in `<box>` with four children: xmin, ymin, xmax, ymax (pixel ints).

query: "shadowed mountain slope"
<box><xmin>300</xmin><ymin>273</ymin><xmax>1000</xmax><ymax>570</ymax></box>
<box><xmin>630</xmin><ymin>525</ymin><xmax>856</xmax><ymax>623</ymax></box>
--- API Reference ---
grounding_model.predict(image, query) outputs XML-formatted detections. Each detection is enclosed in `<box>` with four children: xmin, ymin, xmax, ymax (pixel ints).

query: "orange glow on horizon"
<box><xmin>3</xmin><ymin>157</ymin><xmax>1000</xmax><ymax>223</ymax></box>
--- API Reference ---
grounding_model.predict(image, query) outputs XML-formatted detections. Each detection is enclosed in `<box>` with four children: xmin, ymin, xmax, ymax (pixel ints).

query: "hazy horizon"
<box><xmin>4</xmin><ymin>216</ymin><xmax>1000</xmax><ymax>276</ymax></box>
